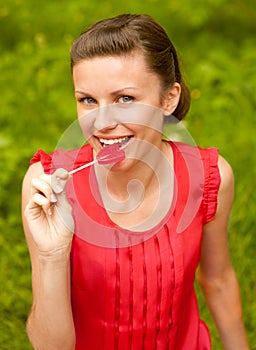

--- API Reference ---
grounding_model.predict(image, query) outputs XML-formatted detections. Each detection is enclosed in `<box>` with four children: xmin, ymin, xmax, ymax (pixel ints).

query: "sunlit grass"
<box><xmin>0</xmin><ymin>1</ymin><xmax>255</xmax><ymax>348</ymax></box>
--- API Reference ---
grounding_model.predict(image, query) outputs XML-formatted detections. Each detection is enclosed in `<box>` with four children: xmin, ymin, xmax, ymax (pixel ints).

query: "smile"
<box><xmin>98</xmin><ymin>136</ymin><xmax>132</xmax><ymax>148</ymax></box>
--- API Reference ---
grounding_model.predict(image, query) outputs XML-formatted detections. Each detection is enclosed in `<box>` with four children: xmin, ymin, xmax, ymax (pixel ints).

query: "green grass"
<box><xmin>0</xmin><ymin>0</ymin><xmax>255</xmax><ymax>348</ymax></box>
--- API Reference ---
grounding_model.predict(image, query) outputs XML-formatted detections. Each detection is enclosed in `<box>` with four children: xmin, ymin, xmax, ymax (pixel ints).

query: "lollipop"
<box><xmin>69</xmin><ymin>144</ymin><xmax>125</xmax><ymax>175</ymax></box>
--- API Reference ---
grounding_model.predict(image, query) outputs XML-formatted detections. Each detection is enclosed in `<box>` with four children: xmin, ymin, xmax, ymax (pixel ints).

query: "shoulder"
<box><xmin>217</xmin><ymin>155</ymin><xmax>234</xmax><ymax>194</ymax></box>
<box><xmin>203</xmin><ymin>154</ymin><xmax>234</xmax><ymax>231</ymax></box>
<box><xmin>22</xmin><ymin>162</ymin><xmax>45</xmax><ymax>203</ymax></box>
<box><xmin>27</xmin><ymin>144</ymin><xmax>93</xmax><ymax>175</ymax></box>
<box><xmin>216</xmin><ymin>155</ymin><xmax>234</xmax><ymax>213</ymax></box>
<box><xmin>175</xmin><ymin>143</ymin><xmax>234</xmax><ymax>223</ymax></box>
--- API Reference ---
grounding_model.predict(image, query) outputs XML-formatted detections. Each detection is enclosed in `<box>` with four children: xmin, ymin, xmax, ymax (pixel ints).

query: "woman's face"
<box><xmin>72</xmin><ymin>51</ymin><xmax>180</xmax><ymax>163</ymax></box>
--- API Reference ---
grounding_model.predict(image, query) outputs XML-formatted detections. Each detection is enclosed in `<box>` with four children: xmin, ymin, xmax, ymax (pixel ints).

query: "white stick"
<box><xmin>68</xmin><ymin>159</ymin><xmax>97</xmax><ymax>175</ymax></box>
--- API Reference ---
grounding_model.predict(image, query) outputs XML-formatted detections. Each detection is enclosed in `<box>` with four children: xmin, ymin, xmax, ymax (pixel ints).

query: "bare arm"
<box><xmin>198</xmin><ymin>156</ymin><xmax>249</xmax><ymax>350</ymax></box>
<box><xmin>22</xmin><ymin>162</ymin><xmax>75</xmax><ymax>350</ymax></box>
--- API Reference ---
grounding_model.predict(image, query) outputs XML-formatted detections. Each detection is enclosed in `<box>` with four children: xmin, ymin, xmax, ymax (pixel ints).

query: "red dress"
<box><xmin>30</xmin><ymin>141</ymin><xmax>220</xmax><ymax>350</ymax></box>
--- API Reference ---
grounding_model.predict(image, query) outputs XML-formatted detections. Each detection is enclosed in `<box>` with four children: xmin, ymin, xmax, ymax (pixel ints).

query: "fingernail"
<box><xmin>54</xmin><ymin>185</ymin><xmax>63</xmax><ymax>193</ymax></box>
<box><xmin>50</xmin><ymin>193</ymin><xmax>57</xmax><ymax>203</ymax></box>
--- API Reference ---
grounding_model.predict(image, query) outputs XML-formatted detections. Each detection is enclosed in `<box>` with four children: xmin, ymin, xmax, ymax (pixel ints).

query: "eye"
<box><xmin>78</xmin><ymin>97</ymin><xmax>97</xmax><ymax>105</ymax></box>
<box><xmin>117</xmin><ymin>95</ymin><xmax>134</xmax><ymax>104</ymax></box>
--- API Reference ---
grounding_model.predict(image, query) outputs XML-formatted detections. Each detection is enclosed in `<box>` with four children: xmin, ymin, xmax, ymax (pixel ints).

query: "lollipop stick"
<box><xmin>68</xmin><ymin>159</ymin><xmax>97</xmax><ymax>175</ymax></box>
<box><xmin>68</xmin><ymin>144</ymin><xmax>125</xmax><ymax>175</ymax></box>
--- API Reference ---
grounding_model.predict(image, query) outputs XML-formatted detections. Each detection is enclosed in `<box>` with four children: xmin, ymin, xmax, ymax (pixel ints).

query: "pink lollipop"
<box><xmin>97</xmin><ymin>143</ymin><xmax>125</xmax><ymax>164</ymax></box>
<box><xmin>69</xmin><ymin>144</ymin><xmax>125</xmax><ymax>175</ymax></box>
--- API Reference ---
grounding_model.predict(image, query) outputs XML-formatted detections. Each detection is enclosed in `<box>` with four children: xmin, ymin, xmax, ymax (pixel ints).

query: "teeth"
<box><xmin>99</xmin><ymin>137</ymin><xmax>129</xmax><ymax>146</ymax></box>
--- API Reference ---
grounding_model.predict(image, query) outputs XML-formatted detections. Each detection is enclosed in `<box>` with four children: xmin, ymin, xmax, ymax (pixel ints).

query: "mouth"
<box><xmin>97</xmin><ymin>136</ymin><xmax>132</xmax><ymax>149</ymax></box>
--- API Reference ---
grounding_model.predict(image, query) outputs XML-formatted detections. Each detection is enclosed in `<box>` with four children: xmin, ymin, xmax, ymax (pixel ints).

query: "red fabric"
<box><xmin>30</xmin><ymin>142</ymin><xmax>220</xmax><ymax>349</ymax></box>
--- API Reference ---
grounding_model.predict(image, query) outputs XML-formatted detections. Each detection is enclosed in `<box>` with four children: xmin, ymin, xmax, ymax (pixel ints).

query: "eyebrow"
<box><xmin>75</xmin><ymin>87</ymin><xmax>139</xmax><ymax>96</ymax></box>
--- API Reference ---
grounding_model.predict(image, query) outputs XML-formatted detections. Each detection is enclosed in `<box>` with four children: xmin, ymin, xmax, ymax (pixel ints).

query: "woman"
<box><xmin>22</xmin><ymin>14</ymin><xmax>249</xmax><ymax>349</ymax></box>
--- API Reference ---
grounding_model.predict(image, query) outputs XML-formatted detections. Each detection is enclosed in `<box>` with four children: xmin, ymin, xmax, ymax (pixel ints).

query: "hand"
<box><xmin>24</xmin><ymin>168</ymin><xmax>74</xmax><ymax>255</ymax></box>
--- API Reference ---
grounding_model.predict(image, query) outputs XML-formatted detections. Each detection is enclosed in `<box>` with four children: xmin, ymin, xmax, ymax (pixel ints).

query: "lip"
<box><xmin>95</xmin><ymin>135</ymin><xmax>133</xmax><ymax>149</ymax></box>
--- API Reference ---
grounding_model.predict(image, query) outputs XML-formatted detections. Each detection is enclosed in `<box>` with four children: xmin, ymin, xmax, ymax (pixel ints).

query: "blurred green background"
<box><xmin>0</xmin><ymin>0</ymin><xmax>255</xmax><ymax>349</ymax></box>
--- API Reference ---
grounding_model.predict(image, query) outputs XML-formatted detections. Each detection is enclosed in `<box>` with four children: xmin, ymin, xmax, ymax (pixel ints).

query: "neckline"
<box><xmin>93</xmin><ymin>141</ymin><xmax>178</xmax><ymax>235</ymax></box>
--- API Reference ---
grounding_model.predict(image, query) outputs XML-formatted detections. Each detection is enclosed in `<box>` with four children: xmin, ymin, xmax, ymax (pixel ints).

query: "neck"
<box><xmin>94</xmin><ymin>140</ymin><xmax>174</xmax><ymax>231</ymax></box>
<box><xmin>95</xmin><ymin>140</ymin><xmax>172</xmax><ymax>202</ymax></box>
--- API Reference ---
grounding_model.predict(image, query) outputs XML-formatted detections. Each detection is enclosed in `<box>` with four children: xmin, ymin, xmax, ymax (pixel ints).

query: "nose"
<box><xmin>93</xmin><ymin>105</ymin><xmax>118</xmax><ymax>132</ymax></box>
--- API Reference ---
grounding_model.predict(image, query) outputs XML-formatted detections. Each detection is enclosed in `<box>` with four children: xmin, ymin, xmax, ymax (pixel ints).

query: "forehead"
<box><xmin>73</xmin><ymin>50</ymin><xmax>146</xmax><ymax>68</ymax></box>
<box><xmin>72</xmin><ymin>52</ymin><xmax>159</xmax><ymax>86</ymax></box>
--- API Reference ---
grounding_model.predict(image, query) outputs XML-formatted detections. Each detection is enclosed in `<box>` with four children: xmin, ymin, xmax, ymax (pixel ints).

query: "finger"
<box><xmin>32</xmin><ymin>192</ymin><xmax>50</xmax><ymax>206</ymax></box>
<box><xmin>25</xmin><ymin>192</ymin><xmax>52</xmax><ymax>217</ymax></box>
<box><xmin>31</xmin><ymin>177</ymin><xmax>57</xmax><ymax>203</ymax></box>
<box><xmin>51</xmin><ymin>168</ymin><xmax>70</xmax><ymax>194</ymax></box>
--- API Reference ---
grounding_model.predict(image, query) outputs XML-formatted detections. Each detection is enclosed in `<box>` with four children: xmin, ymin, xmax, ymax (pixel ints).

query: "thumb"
<box><xmin>51</xmin><ymin>168</ymin><xmax>74</xmax><ymax>233</ymax></box>
<box><xmin>51</xmin><ymin>168</ymin><xmax>71</xmax><ymax>194</ymax></box>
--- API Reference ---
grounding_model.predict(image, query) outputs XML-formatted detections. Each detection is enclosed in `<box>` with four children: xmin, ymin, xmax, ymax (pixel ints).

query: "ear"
<box><xmin>162</xmin><ymin>82</ymin><xmax>181</xmax><ymax>116</ymax></box>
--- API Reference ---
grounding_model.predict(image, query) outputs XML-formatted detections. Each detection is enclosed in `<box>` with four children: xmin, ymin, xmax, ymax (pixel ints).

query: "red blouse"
<box><xmin>30</xmin><ymin>141</ymin><xmax>220</xmax><ymax>350</ymax></box>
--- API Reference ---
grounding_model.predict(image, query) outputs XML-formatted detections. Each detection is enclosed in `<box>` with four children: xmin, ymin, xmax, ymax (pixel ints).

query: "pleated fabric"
<box><xmin>30</xmin><ymin>141</ymin><xmax>220</xmax><ymax>350</ymax></box>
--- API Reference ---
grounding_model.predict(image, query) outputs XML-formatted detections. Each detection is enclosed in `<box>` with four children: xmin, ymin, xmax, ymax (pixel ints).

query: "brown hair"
<box><xmin>70</xmin><ymin>14</ymin><xmax>190</xmax><ymax>120</ymax></box>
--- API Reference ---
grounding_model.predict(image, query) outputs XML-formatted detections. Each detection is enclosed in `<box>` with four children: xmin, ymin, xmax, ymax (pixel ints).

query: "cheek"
<box><xmin>78</xmin><ymin>107</ymin><xmax>118</xmax><ymax>139</ymax></box>
<box><xmin>117</xmin><ymin>104</ymin><xmax>164</xmax><ymax>132</ymax></box>
<box><xmin>76</xmin><ymin>102</ymin><xmax>92</xmax><ymax>118</ymax></box>
<box><xmin>77</xmin><ymin>104</ymin><xmax>164</xmax><ymax>140</ymax></box>
<box><xmin>78</xmin><ymin>113</ymin><xmax>96</xmax><ymax>140</ymax></box>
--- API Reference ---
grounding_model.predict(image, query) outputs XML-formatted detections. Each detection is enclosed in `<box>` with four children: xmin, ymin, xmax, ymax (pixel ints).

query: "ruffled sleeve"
<box><xmin>29</xmin><ymin>145</ymin><xmax>93</xmax><ymax>174</ymax></box>
<box><xmin>30</xmin><ymin>149</ymin><xmax>53</xmax><ymax>174</ymax></box>
<box><xmin>201</xmin><ymin>148</ymin><xmax>221</xmax><ymax>224</ymax></box>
